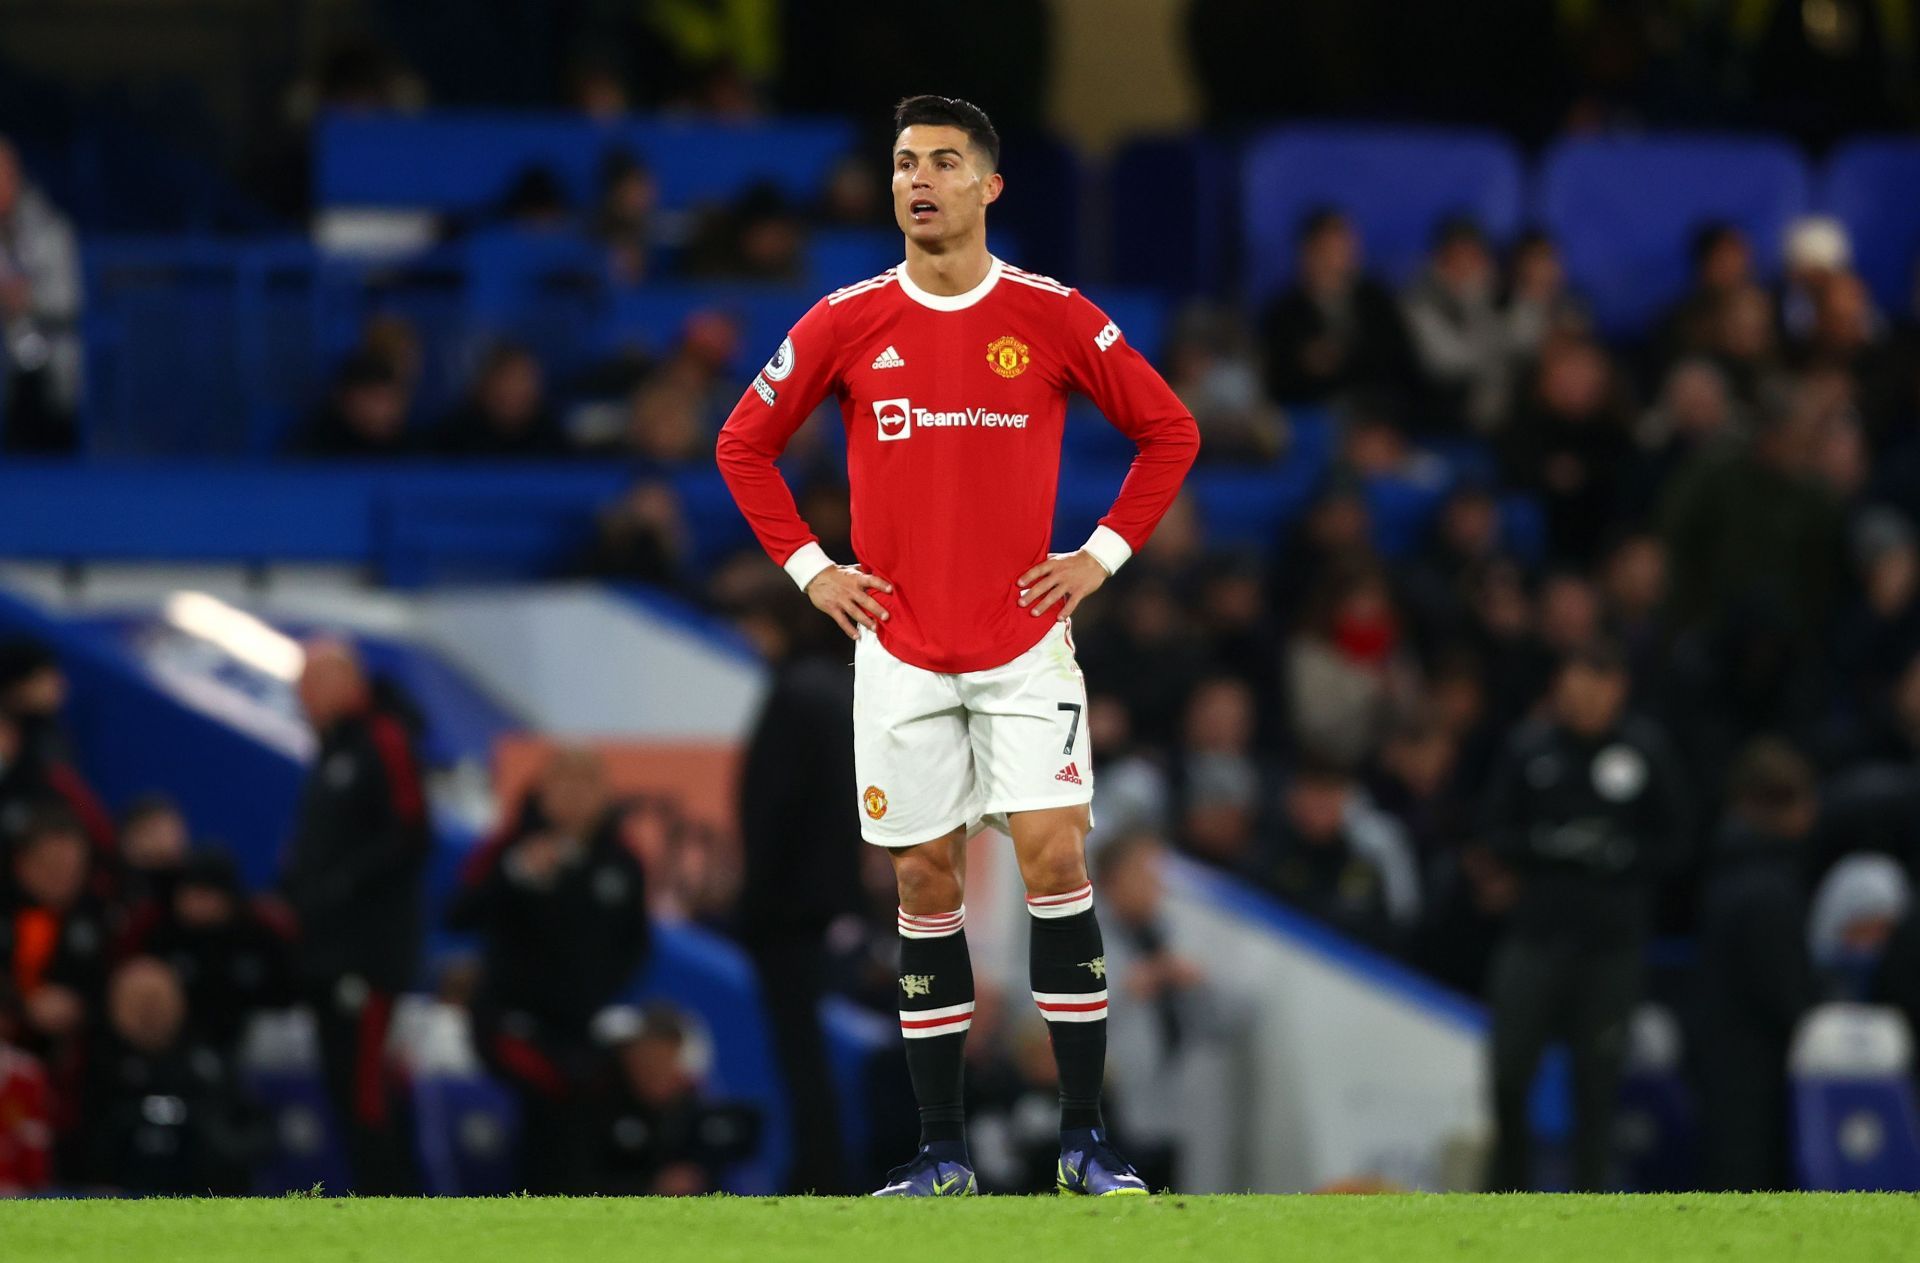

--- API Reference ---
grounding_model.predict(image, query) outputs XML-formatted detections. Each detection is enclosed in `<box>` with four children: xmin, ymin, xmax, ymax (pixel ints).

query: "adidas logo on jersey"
<box><xmin>872</xmin><ymin>345</ymin><xmax>906</xmax><ymax>370</ymax></box>
<box><xmin>1054</xmin><ymin>762</ymin><xmax>1084</xmax><ymax>785</ymax></box>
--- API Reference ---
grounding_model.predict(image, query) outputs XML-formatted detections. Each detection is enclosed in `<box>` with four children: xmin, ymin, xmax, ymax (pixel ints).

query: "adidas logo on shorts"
<box><xmin>1054</xmin><ymin>762</ymin><xmax>1083</xmax><ymax>785</ymax></box>
<box><xmin>872</xmin><ymin>345</ymin><xmax>906</xmax><ymax>370</ymax></box>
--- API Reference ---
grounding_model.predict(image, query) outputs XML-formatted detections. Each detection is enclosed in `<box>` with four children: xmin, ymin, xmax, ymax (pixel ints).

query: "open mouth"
<box><xmin>909</xmin><ymin>199</ymin><xmax>938</xmax><ymax>222</ymax></box>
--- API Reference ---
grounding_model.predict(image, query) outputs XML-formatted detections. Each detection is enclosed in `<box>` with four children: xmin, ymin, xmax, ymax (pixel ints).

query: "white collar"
<box><xmin>896</xmin><ymin>255</ymin><xmax>1002</xmax><ymax>311</ymax></box>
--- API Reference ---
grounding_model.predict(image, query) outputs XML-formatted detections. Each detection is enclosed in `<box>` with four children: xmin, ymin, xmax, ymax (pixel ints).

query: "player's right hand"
<box><xmin>806</xmin><ymin>564</ymin><xmax>894</xmax><ymax>639</ymax></box>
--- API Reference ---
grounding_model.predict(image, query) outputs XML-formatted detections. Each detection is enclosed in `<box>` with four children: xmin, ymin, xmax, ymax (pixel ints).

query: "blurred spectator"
<box><xmin>1250</xmin><ymin>757</ymin><xmax>1418</xmax><ymax>949</ymax></box>
<box><xmin>1401</xmin><ymin>477</ymin><xmax>1510</xmax><ymax>651</ymax></box>
<box><xmin>1779</xmin><ymin>215</ymin><xmax>1866</xmax><ymax>343</ymax></box>
<box><xmin>296</xmin><ymin>352</ymin><xmax>416</xmax><ymax>458</ymax></box>
<box><xmin>1703</xmin><ymin>284</ymin><xmax>1781</xmax><ymax>405</ymax></box>
<box><xmin>1285</xmin><ymin>561</ymin><xmax>1416</xmax><ymax>767</ymax></box>
<box><xmin>617</xmin><ymin>379</ymin><xmax>710</xmax><ymax>463</ymax></box>
<box><xmin>1696</xmin><ymin>739</ymin><xmax>1819</xmax><ymax>1192</ymax></box>
<box><xmin>1267</xmin><ymin>475</ymin><xmax>1375</xmax><ymax>629</ymax></box>
<box><xmin>116</xmin><ymin>794</ymin><xmax>190</xmax><ymax>911</ymax></box>
<box><xmin>451</xmin><ymin>746</ymin><xmax>651</xmax><ymax>1193</ymax></box>
<box><xmin>1661</xmin><ymin>374</ymin><xmax>1846</xmax><ymax>638</ymax></box>
<box><xmin>565</xmin><ymin>56</ymin><xmax>631</xmax><ymax>120</ymax></box>
<box><xmin>1807</xmin><ymin>852</ymin><xmax>1910</xmax><ymax>1001</ymax></box>
<box><xmin>595</xmin><ymin>149</ymin><xmax>661</xmax><ymax>287</ymax></box>
<box><xmin>1192</xmin><ymin>553</ymin><xmax>1283</xmax><ymax>740</ymax></box>
<box><xmin>1164</xmin><ymin>303</ymin><xmax>1288</xmax><ymax>462</ymax></box>
<box><xmin>0</xmin><ymin>982</ymin><xmax>52</xmax><ymax>1195</ymax></box>
<box><xmin>1366</xmin><ymin>710</ymin><xmax>1469</xmax><ymax>868</ymax></box>
<box><xmin>1628</xmin><ymin>358</ymin><xmax>1743</xmax><ymax>517</ymax></box>
<box><xmin>1079</xmin><ymin>575</ymin><xmax>1210</xmax><ymax>751</ymax></box>
<box><xmin>1095</xmin><ymin>831</ymin><xmax>1225</xmax><ymax>1193</ymax></box>
<box><xmin>0</xmin><ymin>639</ymin><xmax>115</xmax><ymax>860</ymax></box>
<box><xmin>1334</xmin><ymin>388</ymin><xmax>1443</xmax><ymax>483</ymax></box>
<box><xmin>583</xmin><ymin>1005</ymin><xmax>760</xmax><ymax>1195</ymax></box>
<box><xmin>1832</xmin><ymin>506</ymin><xmax>1920</xmax><ymax>711</ymax></box>
<box><xmin>1259</xmin><ymin>209</ymin><xmax>1416</xmax><ymax>404</ymax></box>
<box><xmin>1499</xmin><ymin>334</ymin><xmax>1635</xmax><ymax>566</ymax></box>
<box><xmin>574</xmin><ymin>480</ymin><xmax>691</xmax><ymax>589</ymax></box>
<box><xmin>435</xmin><ymin>343</ymin><xmax>566</xmax><ymax>458</ymax></box>
<box><xmin>0</xmin><ymin>137</ymin><xmax>82</xmax><ymax>455</ymax></box>
<box><xmin>817</xmin><ymin>153</ymin><xmax>888</xmax><ymax>228</ymax></box>
<box><xmin>1598</xmin><ymin>531</ymin><xmax>1671</xmax><ymax>691</ymax></box>
<box><xmin>122</xmin><ymin>849</ymin><xmax>295</xmax><ymax>1055</ymax></box>
<box><xmin>734</xmin><ymin>584</ymin><xmax>861</xmax><ymax>1193</ymax></box>
<box><xmin>1</xmin><ymin>808</ymin><xmax>115</xmax><ymax>1057</ymax></box>
<box><xmin>684</xmin><ymin>182</ymin><xmax>806</xmax><ymax>282</ymax></box>
<box><xmin>1657</xmin><ymin>223</ymin><xmax>1753</xmax><ymax>364</ymax></box>
<box><xmin>1502</xmin><ymin>230</ymin><xmax>1587</xmax><ymax>360</ymax></box>
<box><xmin>278</xmin><ymin>638</ymin><xmax>426</xmax><ymax>1194</ymax></box>
<box><xmin>76</xmin><ymin>958</ymin><xmax>257</xmax><ymax>1194</ymax></box>
<box><xmin>1087</xmin><ymin>694</ymin><xmax>1171</xmax><ymax>840</ymax></box>
<box><xmin>494</xmin><ymin>165</ymin><xmax>573</xmax><ymax>234</ymax></box>
<box><xmin>1402</xmin><ymin>216</ymin><xmax>1509</xmax><ymax>433</ymax></box>
<box><xmin>1174</xmin><ymin>676</ymin><xmax>1270</xmax><ymax>869</ymax></box>
<box><xmin>1481</xmin><ymin>642</ymin><xmax>1690</xmax><ymax>1192</ymax></box>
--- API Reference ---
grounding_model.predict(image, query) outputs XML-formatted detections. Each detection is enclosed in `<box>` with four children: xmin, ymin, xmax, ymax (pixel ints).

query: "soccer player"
<box><xmin>717</xmin><ymin>95</ymin><xmax>1200</xmax><ymax>1197</ymax></box>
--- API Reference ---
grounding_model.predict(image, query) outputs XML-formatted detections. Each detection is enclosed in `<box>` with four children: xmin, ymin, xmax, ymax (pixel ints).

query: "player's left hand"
<box><xmin>1017</xmin><ymin>550</ymin><xmax>1109</xmax><ymax>620</ymax></box>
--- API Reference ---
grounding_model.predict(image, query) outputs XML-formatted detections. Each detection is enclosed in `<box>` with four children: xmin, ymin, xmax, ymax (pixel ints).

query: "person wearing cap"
<box><xmin>1479</xmin><ymin>639</ymin><xmax>1691</xmax><ymax>1192</ymax></box>
<box><xmin>1696</xmin><ymin>739</ymin><xmax>1821</xmax><ymax>1191</ymax></box>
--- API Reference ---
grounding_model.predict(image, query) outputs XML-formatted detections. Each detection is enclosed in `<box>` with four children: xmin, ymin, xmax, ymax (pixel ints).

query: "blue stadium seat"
<box><xmin>1536</xmin><ymin>135</ymin><xmax>1812</xmax><ymax>338</ymax></box>
<box><xmin>1241</xmin><ymin>127</ymin><xmax>1525</xmax><ymax>303</ymax></box>
<box><xmin>246</xmin><ymin>1068</ymin><xmax>353</xmax><ymax>1195</ymax></box>
<box><xmin>1615</xmin><ymin>1006</ymin><xmax>1696</xmax><ymax>1192</ymax></box>
<box><xmin>412</xmin><ymin>1073</ymin><xmax>523</xmax><ymax>1196</ymax></box>
<box><xmin>1110</xmin><ymin>135</ymin><xmax>1234</xmax><ymax>296</ymax></box>
<box><xmin>1790</xmin><ymin>1004</ymin><xmax>1920</xmax><ymax>1191</ymax></box>
<box><xmin>1820</xmin><ymin>138</ymin><xmax>1920</xmax><ymax>318</ymax></box>
<box><xmin>315</xmin><ymin>113</ymin><xmax>857</xmax><ymax>217</ymax></box>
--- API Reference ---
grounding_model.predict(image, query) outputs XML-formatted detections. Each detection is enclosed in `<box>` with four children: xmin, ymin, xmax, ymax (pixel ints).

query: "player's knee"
<box><xmin>891</xmin><ymin>845</ymin><xmax>963</xmax><ymax>911</ymax></box>
<box><xmin>1019</xmin><ymin>828</ymin><xmax>1088</xmax><ymax>897</ymax></box>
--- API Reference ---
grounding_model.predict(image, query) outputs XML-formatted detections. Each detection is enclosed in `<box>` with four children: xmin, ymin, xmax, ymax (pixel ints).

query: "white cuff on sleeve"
<box><xmin>782</xmin><ymin>540</ymin><xmax>836</xmax><ymax>591</ymax></box>
<box><xmin>1080</xmin><ymin>525</ymin><xmax>1133</xmax><ymax>576</ymax></box>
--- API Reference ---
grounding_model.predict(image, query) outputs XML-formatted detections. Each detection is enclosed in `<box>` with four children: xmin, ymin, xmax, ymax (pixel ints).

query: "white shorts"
<box><xmin>853</xmin><ymin>620</ymin><xmax>1094</xmax><ymax>846</ymax></box>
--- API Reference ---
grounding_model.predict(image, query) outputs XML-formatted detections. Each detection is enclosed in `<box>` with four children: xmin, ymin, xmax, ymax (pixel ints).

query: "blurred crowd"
<box><xmin>0</xmin><ymin>638</ymin><xmax>755</xmax><ymax>1196</ymax></box>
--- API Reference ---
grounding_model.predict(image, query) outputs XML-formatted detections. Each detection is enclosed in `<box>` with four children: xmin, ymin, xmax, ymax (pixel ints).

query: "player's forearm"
<box><xmin>1094</xmin><ymin>410</ymin><xmax>1200</xmax><ymax>566</ymax></box>
<box><xmin>715</xmin><ymin>427</ymin><xmax>831</xmax><ymax>589</ymax></box>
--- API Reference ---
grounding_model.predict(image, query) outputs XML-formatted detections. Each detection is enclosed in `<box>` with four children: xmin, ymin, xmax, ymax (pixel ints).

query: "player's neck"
<box><xmin>902</xmin><ymin>236</ymin><xmax>994</xmax><ymax>297</ymax></box>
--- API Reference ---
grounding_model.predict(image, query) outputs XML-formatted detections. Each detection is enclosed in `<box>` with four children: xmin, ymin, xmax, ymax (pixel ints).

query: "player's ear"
<box><xmin>982</xmin><ymin>171</ymin><xmax>1004</xmax><ymax>206</ymax></box>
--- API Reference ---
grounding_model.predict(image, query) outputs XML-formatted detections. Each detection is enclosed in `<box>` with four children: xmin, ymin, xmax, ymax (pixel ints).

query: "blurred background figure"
<box><xmin>77</xmin><ymin>957</ymin><xmax>259</xmax><ymax>1195</ymax></box>
<box><xmin>1695</xmin><ymin>740</ymin><xmax>1819</xmax><ymax>1192</ymax></box>
<box><xmin>450</xmin><ymin>744</ymin><xmax>650</xmax><ymax>1193</ymax></box>
<box><xmin>1481</xmin><ymin>642</ymin><xmax>1690</xmax><ymax>1192</ymax></box>
<box><xmin>279</xmin><ymin>638</ymin><xmax>427</xmax><ymax>1195</ymax></box>
<box><xmin>583</xmin><ymin>1004</ymin><xmax>759</xmax><ymax>1196</ymax></box>
<box><xmin>0</xmin><ymin>136</ymin><xmax>81</xmax><ymax>454</ymax></box>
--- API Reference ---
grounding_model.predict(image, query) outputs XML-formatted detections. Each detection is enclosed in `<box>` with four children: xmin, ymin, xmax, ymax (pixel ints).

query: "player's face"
<box><xmin>891</xmin><ymin>124</ymin><xmax>1001</xmax><ymax>249</ymax></box>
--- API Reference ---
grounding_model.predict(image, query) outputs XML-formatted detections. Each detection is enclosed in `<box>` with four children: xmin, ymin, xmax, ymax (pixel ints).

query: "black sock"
<box><xmin>897</xmin><ymin>904</ymin><xmax>974</xmax><ymax>1148</ymax></box>
<box><xmin>1028</xmin><ymin>882</ymin><xmax>1107</xmax><ymax>1134</ymax></box>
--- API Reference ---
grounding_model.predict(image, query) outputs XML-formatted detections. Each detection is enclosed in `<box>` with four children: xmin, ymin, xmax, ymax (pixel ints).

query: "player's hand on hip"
<box><xmin>1017</xmin><ymin>550</ymin><xmax>1108</xmax><ymax>621</ymax></box>
<box><xmin>806</xmin><ymin>564</ymin><xmax>894</xmax><ymax>640</ymax></box>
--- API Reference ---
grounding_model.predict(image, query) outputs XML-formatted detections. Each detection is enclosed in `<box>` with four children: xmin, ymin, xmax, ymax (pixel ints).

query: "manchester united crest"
<box><xmin>864</xmin><ymin>785</ymin><xmax>889</xmax><ymax>820</ymax></box>
<box><xmin>986</xmin><ymin>335</ymin><xmax>1030</xmax><ymax>379</ymax></box>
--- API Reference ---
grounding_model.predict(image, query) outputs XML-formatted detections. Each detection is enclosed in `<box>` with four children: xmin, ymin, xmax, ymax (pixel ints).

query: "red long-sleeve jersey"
<box><xmin>717</xmin><ymin>257</ymin><xmax>1200</xmax><ymax>674</ymax></box>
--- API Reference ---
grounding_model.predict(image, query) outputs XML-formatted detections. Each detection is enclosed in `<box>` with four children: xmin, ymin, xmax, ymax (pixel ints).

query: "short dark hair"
<box><xmin>1728</xmin><ymin>737</ymin><xmax>1816</xmax><ymax>825</ymax></box>
<box><xmin>893</xmin><ymin>95</ymin><xmax>1000</xmax><ymax>170</ymax></box>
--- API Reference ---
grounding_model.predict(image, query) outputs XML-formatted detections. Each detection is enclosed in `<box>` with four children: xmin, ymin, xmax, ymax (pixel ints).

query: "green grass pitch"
<box><xmin>5</xmin><ymin>1192</ymin><xmax>1916</xmax><ymax>1261</ymax></box>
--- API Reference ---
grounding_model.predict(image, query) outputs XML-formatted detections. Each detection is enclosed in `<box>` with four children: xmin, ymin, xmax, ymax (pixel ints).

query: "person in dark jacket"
<box><xmin>124</xmin><ymin>848</ymin><xmax>297</xmax><ymax>1056</ymax></box>
<box><xmin>77</xmin><ymin>957</ymin><xmax>260</xmax><ymax>1194</ymax></box>
<box><xmin>278</xmin><ymin>637</ymin><xmax>427</xmax><ymax>1194</ymax></box>
<box><xmin>1480</xmin><ymin>640</ymin><xmax>1691</xmax><ymax>1192</ymax></box>
<box><xmin>1695</xmin><ymin>739</ymin><xmax>1820</xmax><ymax>1191</ymax></box>
<box><xmin>732</xmin><ymin>586</ymin><xmax>863</xmax><ymax>1192</ymax></box>
<box><xmin>449</xmin><ymin>744</ymin><xmax>649</xmax><ymax>1193</ymax></box>
<box><xmin>1258</xmin><ymin>208</ymin><xmax>1417</xmax><ymax>406</ymax></box>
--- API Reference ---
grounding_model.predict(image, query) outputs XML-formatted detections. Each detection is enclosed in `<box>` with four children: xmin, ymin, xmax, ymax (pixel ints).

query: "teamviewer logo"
<box><xmin>874</xmin><ymin>397</ymin><xmax>911</xmax><ymax>442</ymax></box>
